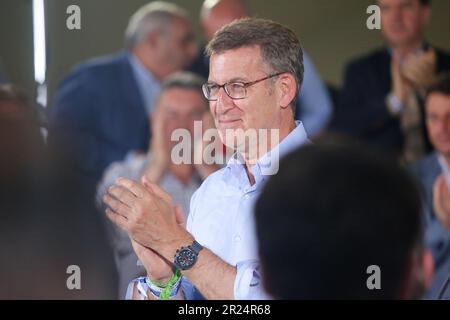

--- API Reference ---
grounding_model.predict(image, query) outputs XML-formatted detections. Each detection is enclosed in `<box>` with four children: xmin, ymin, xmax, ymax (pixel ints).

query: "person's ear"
<box><xmin>277</xmin><ymin>73</ymin><xmax>297</xmax><ymax>110</ymax></box>
<box><xmin>421</xmin><ymin>249</ymin><xmax>434</xmax><ymax>290</ymax></box>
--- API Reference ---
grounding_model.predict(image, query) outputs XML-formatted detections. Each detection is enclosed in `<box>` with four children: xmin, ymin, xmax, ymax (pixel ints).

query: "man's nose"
<box><xmin>215</xmin><ymin>87</ymin><xmax>235</xmax><ymax>113</ymax></box>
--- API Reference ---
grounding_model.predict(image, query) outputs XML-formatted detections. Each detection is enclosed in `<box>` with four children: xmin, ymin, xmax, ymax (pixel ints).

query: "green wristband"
<box><xmin>158</xmin><ymin>269</ymin><xmax>182</xmax><ymax>300</ymax></box>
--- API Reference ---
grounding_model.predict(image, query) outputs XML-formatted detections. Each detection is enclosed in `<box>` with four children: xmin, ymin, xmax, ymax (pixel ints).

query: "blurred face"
<box><xmin>160</xmin><ymin>17</ymin><xmax>198</xmax><ymax>72</ymax></box>
<box><xmin>426</xmin><ymin>93</ymin><xmax>450</xmax><ymax>156</ymax></box>
<box><xmin>208</xmin><ymin>46</ymin><xmax>281</xmax><ymax>150</ymax></box>
<box><xmin>155</xmin><ymin>87</ymin><xmax>207</xmax><ymax>148</ymax></box>
<box><xmin>202</xmin><ymin>6</ymin><xmax>248</xmax><ymax>41</ymax></box>
<box><xmin>379</xmin><ymin>0</ymin><xmax>430</xmax><ymax>48</ymax></box>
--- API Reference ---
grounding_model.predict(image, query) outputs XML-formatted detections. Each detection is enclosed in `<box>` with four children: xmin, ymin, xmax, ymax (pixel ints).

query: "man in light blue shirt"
<box><xmin>105</xmin><ymin>18</ymin><xmax>309</xmax><ymax>300</ymax></box>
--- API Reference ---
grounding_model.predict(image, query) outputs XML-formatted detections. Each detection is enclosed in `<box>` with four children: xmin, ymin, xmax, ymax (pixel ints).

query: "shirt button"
<box><xmin>244</xmin><ymin>194</ymin><xmax>251</xmax><ymax>200</ymax></box>
<box><xmin>234</xmin><ymin>235</ymin><xmax>241</xmax><ymax>242</ymax></box>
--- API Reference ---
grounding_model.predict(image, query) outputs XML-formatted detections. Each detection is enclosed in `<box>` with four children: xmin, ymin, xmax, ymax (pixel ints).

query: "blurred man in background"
<box><xmin>334</xmin><ymin>0</ymin><xmax>450</xmax><ymax>164</ymax></box>
<box><xmin>47</xmin><ymin>1</ymin><xmax>197</xmax><ymax>200</ymax></box>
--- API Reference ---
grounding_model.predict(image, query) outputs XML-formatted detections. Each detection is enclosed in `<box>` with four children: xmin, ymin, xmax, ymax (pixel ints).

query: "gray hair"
<box><xmin>206</xmin><ymin>18</ymin><xmax>304</xmax><ymax>109</ymax></box>
<box><xmin>161</xmin><ymin>71</ymin><xmax>206</xmax><ymax>93</ymax></box>
<box><xmin>124</xmin><ymin>1</ymin><xmax>188</xmax><ymax>49</ymax></box>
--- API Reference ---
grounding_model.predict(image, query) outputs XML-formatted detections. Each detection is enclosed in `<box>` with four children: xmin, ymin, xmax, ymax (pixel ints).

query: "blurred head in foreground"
<box><xmin>0</xmin><ymin>85</ymin><xmax>117</xmax><ymax>299</ymax></box>
<box><xmin>255</xmin><ymin>144</ymin><xmax>434</xmax><ymax>299</ymax></box>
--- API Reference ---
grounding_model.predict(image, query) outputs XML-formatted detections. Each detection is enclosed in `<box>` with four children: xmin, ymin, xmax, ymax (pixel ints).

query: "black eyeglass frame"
<box><xmin>202</xmin><ymin>72</ymin><xmax>286</xmax><ymax>101</ymax></box>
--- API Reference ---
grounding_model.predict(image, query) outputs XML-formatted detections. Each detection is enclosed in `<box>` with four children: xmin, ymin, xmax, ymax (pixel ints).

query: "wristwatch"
<box><xmin>173</xmin><ymin>240</ymin><xmax>203</xmax><ymax>270</ymax></box>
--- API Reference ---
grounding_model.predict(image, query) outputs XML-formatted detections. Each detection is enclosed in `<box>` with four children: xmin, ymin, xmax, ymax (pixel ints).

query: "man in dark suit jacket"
<box><xmin>48</xmin><ymin>2</ymin><xmax>197</xmax><ymax>195</ymax></box>
<box><xmin>410</xmin><ymin>75</ymin><xmax>450</xmax><ymax>299</ymax></box>
<box><xmin>333</xmin><ymin>0</ymin><xmax>450</xmax><ymax>161</ymax></box>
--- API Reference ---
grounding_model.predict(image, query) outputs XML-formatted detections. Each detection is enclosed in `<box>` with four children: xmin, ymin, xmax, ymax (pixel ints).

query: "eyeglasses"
<box><xmin>202</xmin><ymin>72</ymin><xmax>285</xmax><ymax>101</ymax></box>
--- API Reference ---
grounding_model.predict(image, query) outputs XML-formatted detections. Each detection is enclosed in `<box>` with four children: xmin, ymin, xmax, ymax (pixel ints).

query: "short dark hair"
<box><xmin>255</xmin><ymin>145</ymin><xmax>423</xmax><ymax>299</ymax></box>
<box><xmin>426</xmin><ymin>73</ymin><xmax>450</xmax><ymax>99</ymax></box>
<box><xmin>206</xmin><ymin>18</ymin><xmax>304</xmax><ymax>109</ymax></box>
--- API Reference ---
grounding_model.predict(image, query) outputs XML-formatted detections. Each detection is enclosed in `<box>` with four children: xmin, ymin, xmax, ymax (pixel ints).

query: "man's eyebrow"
<box><xmin>207</xmin><ymin>77</ymin><xmax>249</xmax><ymax>84</ymax></box>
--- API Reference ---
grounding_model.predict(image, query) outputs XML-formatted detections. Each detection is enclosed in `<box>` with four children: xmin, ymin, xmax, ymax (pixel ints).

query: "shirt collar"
<box><xmin>224</xmin><ymin>121</ymin><xmax>310</xmax><ymax>190</ymax></box>
<box><xmin>387</xmin><ymin>42</ymin><xmax>429</xmax><ymax>60</ymax></box>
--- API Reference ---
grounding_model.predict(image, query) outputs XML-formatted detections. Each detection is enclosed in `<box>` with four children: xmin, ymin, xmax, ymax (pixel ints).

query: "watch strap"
<box><xmin>191</xmin><ymin>240</ymin><xmax>203</xmax><ymax>254</ymax></box>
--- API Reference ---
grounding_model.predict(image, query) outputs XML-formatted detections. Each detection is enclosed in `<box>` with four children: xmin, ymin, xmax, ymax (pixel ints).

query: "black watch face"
<box><xmin>175</xmin><ymin>248</ymin><xmax>198</xmax><ymax>270</ymax></box>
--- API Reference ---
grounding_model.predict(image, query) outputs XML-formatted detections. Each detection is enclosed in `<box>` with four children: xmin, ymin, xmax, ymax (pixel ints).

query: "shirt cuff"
<box><xmin>234</xmin><ymin>260</ymin><xmax>272</xmax><ymax>300</ymax></box>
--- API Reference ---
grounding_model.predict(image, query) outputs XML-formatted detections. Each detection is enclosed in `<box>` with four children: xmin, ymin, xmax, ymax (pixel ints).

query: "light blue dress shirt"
<box><xmin>182</xmin><ymin>121</ymin><xmax>310</xmax><ymax>300</ymax></box>
<box><xmin>128</xmin><ymin>53</ymin><xmax>161</xmax><ymax>115</ymax></box>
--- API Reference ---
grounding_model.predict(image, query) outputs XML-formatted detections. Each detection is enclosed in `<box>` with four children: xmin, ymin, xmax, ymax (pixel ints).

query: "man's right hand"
<box><xmin>131</xmin><ymin>238</ymin><xmax>174</xmax><ymax>285</ymax></box>
<box><xmin>391</xmin><ymin>52</ymin><xmax>411</xmax><ymax>105</ymax></box>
